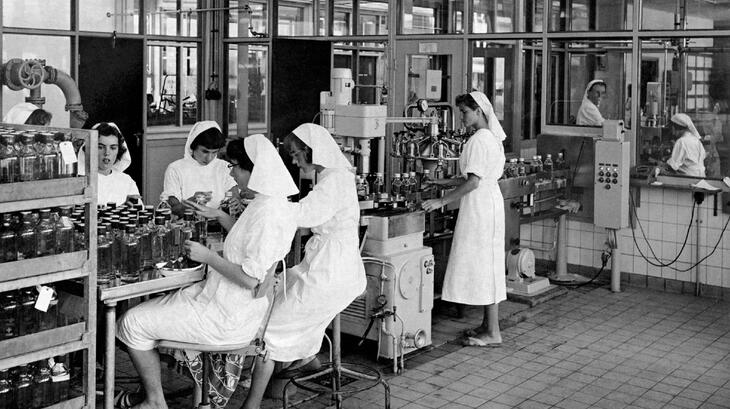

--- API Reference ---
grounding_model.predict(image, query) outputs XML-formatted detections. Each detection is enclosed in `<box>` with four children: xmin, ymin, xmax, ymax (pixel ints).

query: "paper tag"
<box><xmin>59</xmin><ymin>141</ymin><xmax>78</xmax><ymax>164</ymax></box>
<box><xmin>34</xmin><ymin>285</ymin><xmax>54</xmax><ymax>312</ymax></box>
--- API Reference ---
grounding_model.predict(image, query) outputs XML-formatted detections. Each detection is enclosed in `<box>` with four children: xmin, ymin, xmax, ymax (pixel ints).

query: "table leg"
<box><xmin>104</xmin><ymin>302</ymin><xmax>117</xmax><ymax>409</ymax></box>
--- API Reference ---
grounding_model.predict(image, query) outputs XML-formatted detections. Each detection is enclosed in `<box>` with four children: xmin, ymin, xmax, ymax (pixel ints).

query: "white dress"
<box><xmin>116</xmin><ymin>195</ymin><xmax>297</xmax><ymax>351</ymax></box>
<box><xmin>264</xmin><ymin>169</ymin><xmax>367</xmax><ymax>362</ymax></box>
<box><xmin>442</xmin><ymin>129</ymin><xmax>507</xmax><ymax>305</ymax></box>
<box><xmin>667</xmin><ymin>132</ymin><xmax>707</xmax><ymax>177</ymax></box>
<box><xmin>161</xmin><ymin>157</ymin><xmax>236</xmax><ymax>209</ymax></box>
<box><xmin>97</xmin><ymin>170</ymin><xmax>141</xmax><ymax>206</ymax></box>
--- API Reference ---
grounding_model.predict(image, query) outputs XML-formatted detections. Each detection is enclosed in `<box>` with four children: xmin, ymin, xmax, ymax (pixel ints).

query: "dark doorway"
<box><xmin>78</xmin><ymin>37</ymin><xmax>144</xmax><ymax>187</ymax></box>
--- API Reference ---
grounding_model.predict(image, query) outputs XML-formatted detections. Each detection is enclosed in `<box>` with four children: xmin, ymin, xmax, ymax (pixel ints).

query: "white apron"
<box><xmin>442</xmin><ymin>129</ymin><xmax>507</xmax><ymax>305</ymax></box>
<box><xmin>264</xmin><ymin>169</ymin><xmax>366</xmax><ymax>362</ymax></box>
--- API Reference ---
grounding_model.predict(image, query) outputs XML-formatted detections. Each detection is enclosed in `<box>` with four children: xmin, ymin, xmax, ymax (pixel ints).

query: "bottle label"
<box><xmin>59</xmin><ymin>142</ymin><xmax>78</xmax><ymax>164</ymax></box>
<box><xmin>35</xmin><ymin>285</ymin><xmax>54</xmax><ymax>312</ymax></box>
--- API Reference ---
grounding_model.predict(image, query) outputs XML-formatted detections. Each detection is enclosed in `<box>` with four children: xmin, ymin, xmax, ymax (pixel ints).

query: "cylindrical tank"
<box><xmin>331</xmin><ymin>68</ymin><xmax>353</xmax><ymax>106</ymax></box>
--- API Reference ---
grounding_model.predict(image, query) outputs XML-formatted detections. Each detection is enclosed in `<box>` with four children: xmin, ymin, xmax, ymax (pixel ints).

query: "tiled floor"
<box><xmin>105</xmin><ymin>283</ymin><xmax>730</xmax><ymax>409</ymax></box>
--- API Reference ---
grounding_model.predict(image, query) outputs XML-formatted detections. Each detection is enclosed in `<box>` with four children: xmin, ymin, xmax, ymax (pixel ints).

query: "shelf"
<box><xmin>0</xmin><ymin>177</ymin><xmax>87</xmax><ymax>202</ymax></box>
<box><xmin>0</xmin><ymin>322</ymin><xmax>87</xmax><ymax>361</ymax></box>
<box><xmin>100</xmin><ymin>268</ymin><xmax>205</xmax><ymax>303</ymax></box>
<box><xmin>0</xmin><ymin>251</ymin><xmax>88</xmax><ymax>290</ymax></box>
<box><xmin>0</xmin><ymin>193</ymin><xmax>90</xmax><ymax>214</ymax></box>
<box><xmin>0</xmin><ymin>336</ymin><xmax>88</xmax><ymax>371</ymax></box>
<box><xmin>43</xmin><ymin>396</ymin><xmax>87</xmax><ymax>409</ymax></box>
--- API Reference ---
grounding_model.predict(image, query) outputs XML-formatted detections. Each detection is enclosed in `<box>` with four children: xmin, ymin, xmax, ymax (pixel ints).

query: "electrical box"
<box><xmin>334</xmin><ymin>104</ymin><xmax>387</xmax><ymax>138</ymax></box>
<box><xmin>594</xmin><ymin>140</ymin><xmax>630</xmax><ymax>229</ymax></box>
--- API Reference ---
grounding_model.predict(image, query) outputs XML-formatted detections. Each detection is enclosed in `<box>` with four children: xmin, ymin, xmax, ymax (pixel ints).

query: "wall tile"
<box><xmin>662</xmin><ymin>223</ymin><xmax>678</xmax><ymax>242</ymax></box>
<box><xmin>707</xmin><ymin>266</ymin><xmax>722</xmax><ymax>286</ymax></box>
<box><xmin>647</xmin><ymin>263</ymin><xmax>661</xmax><ymax>278</ymax></box>
<box><xmin>648</xmin><ymin>221</ymin><xmax>662</xmax><ymax>240</ymax></box>
<box><xmin>568</xmin><ymin>246</ymin><xmax>580</xmax><ymax>265</ymax></box>
<box><xmin>580</xmin><ymin>230</ymin><xmax>594</xmax><ymax>249</ymax></box>
<box><xmin>661</xmin><ymin>242</ymin><xmax>677</xmax><ymax>261</ymax></box>
<box><xmin>633</xmin><ymin>257</ymin><xmax>648</xmax><ymax>275</ymax></box>
<box><xmin>580</xmin><ymin>249</ymin><xmax>594</xmax><ymax>267</ymax></box>
<box><xmin>663</xmin><ymin>189</ymin><xmax>678</xmax><ymax>205</ymax></box>
<box><xmin>620</xmin><ymin>253</ymin><xmax>633</xmax><ymax>272</ymax></box>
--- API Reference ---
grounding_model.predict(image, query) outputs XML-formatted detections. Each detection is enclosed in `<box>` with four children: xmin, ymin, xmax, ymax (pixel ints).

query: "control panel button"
<box><xmin>612</xmin><ymin>172</ymin><xmax>618</xmax><ymax>177</ymax></box>
<box><xmin>605</xmin><ymin>184</ymin><xmax>611</xmax><ymax>189</ymax></box>
<box><xmin>599</xmin><ymin>171</ymin><xmax>604</xmax><ymax>176</ymax></box>
<box><xmin>598</xmin><ymin>177</ymin><xmax>604</xmax><ymax>183</ymax></box>
<box><xmin>612</xmin><ymin>179</ymin><xmax>618</xmax><ymax>184</ymax></box>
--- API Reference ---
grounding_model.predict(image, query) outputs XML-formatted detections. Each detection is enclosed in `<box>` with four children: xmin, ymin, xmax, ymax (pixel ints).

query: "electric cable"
<box><xmin>629</xmin><ymin>194</ymin><xmax>695</xmax><ymax>267</ymax></box>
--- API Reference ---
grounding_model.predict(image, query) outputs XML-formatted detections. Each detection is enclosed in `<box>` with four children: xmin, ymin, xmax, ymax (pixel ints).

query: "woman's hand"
<box><xmin>183</xmin><ymin>199</ymin><xmax>223</xmax><ymax>219</ymax></box>
<box><xmin>125</xmin><ymin>195</ymin><xmax>142</xmax><ymax>207</ymax></box>
<box><xmin>184</xmin><ymin>240</ymin><xmax>212</xmax><ymax>264</ymax></box>
<box><xmin>421</xmin><ymin>198</ymin><xmax>445</xmax><ymax>212</ymax></box>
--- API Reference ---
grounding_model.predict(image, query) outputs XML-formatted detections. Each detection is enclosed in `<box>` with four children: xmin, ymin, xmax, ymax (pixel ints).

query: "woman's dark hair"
<box><xmin>282</xmin><ymin>132</ymin><xmax>313</xmax><ymax>164</ymax></box>
<box><xmin>190</xmin><ymin>127</ymin><xmax>226</xmax><ymax>151</ymax></box>
<box><xmin>26</xmin><ymin>109</ymin><xmax>52</xmax><ymax>126</ymax></box>
<box><xmin>96</xmin><ymin>122</ymin><xmax>128</xmax><ymax>162</ymax></box>
<box><xmin>225</xmin><ymin>138</ymin><xmax>254</xmax><ymax>172</ymax></box>
<box><xmin>455</xmin><ymin>93</ymin><xmax>480</xmax><ymax>111</ymax></box>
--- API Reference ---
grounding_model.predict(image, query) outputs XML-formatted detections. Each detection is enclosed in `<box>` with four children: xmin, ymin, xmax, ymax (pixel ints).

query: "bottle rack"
<box><xmin>0</xmin><ymin>122</ymin><xmax>97</xmax><ymax>409</ymax></box>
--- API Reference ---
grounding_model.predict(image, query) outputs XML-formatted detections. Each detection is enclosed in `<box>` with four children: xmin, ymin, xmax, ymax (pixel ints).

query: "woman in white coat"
<box><xmin>576</xmin><ymin>79</ymin><xmax>607</xmax><ymax>126</ymax></box>
<box><xmin>665</xmin><ymin>113</ymin><xmax>706</xmax><ymax>177</ymax></box>
<box><xmin>422</xmin><ymin>91</ymin><xmax>507</xmax><ymax>347</ymax></box>
<box><xmin>94</xmin><ymin>122</ymin><xmax>141</xmax><ymax>206</ymax></box>
<box><xmin>241</xmin><ymin>123</ymin><xmax>366</xmax><ymax>409</ymax></box>
<box><xmin>116</xmin><ymin>135</ymin><xmax>299</xmax><ymax>409</ymax></box>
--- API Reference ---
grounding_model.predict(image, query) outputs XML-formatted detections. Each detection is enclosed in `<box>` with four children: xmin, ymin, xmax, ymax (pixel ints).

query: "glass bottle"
<box><xmin>14</xmin><ymin>365</ymin><xmax>33</xmax><ymax>409</ymax></box>
<box><xmin>18</xmin><ymin>288</ymin><xmax>38</xmax><ymax>336</ymax></box>
<box><xmin>155</xmin><ymin>197</ymin><xmax>171</xmax><ymax>219</ymax></box>
<box><xmin>111</xmin><ymin>220</ymin><xmax>124</xmax><ymax>275</ymax></box>
<box><xmin>97</xmin><ymin>225</ymin><xmax>114</xmax><ymax>288</ymax></box>
<box><xmin>37</xmin><ymin>287</ymin><xmax>58</xmax><ymax>331</ymax></box>
<box><xmin>55</xmin><ymin>206</ymin><xmax>75</xmax><ymax>254</ymax></box>
<box><xmin>50</xmin><ymin>356</ymin><xmax>70</xmax><ymax>403</ymax></box>
<box><xmin>18</xmin><ymin>134</ymin><xmax>39</xmax><ymax>182</ymax></box>
<box><xmin>38</xmin><ymin>133</ymin><xmax>59</xmax><ymax>180</ymax></box>
<box><xmin>555</xmin><ymin>152</ymin><xmax>564</xmax><ymax>170</ymax></box>
<box><xmin>17</xmin><ymin>220</ymin><xmax>36</xmax><ymax>260</ymax></box>
<box><xmin>74</xmin><ymin>222</ymin><xmax>87</xmax><ymax>251</ymax></box>
<box><xmin>220</xmin><ymin>190</ymin><xmax>233</xmax><ymax>215</ymax></box>
<box><xmin>32</xmin><ymin>359</ymin><xmax>52</xmax><ymax>408</ymax></box>
<box><xmin>0</xmin><ymin>369</ymin><xmax>12</xmax><ymax>409</ymax></box>
<box><xmin>408</xmin><ymin>172</ymin><xmax>419</xmax><ymax>193</ymax></box>
<box><xmin>137</xmin><ymin>215</ymin><xmax>154</xmax><ymax>269</ymax></box>
<box><xmin>356</xmin><ymin>175</ymin><xmax>369</xmax><ymax>200</ymax></box>
<box><xmin>391</xmin><ymin>173</ymin><xmax>402</xmax><ymax>199</ymax></box>
<box><xmin>0</xmin><ymin>222</ymin><xmax>17</xmax><ymax>263</ymax></box>
<box><xmin>0</xmin><ymin>134</ymin><xmax>19</xmax><ymax>184</ymax></box>
<box><xmin>0</xmin><ymin>293</ymin><xmax>19</xmax><ymax>340</ymax></box>
<box><xmin>544</xmin><ymin>153</ymin><xmax>554</xmax><ymax>173</ymax></box>
<box><xmin>372</xmin><ymin>172</ymin><xmax>384</xmax><ymax>196</ymax></box>
<box><xmin>56</xmin><ymin>132</ymin><xmax>77</xmax><ymax>178</ymax></box>
<box><xmin>121</xmin><ymin>224</ymin><xmax>141</xmax><ymax>283</ymax></box>
<box><xmin>517</xmin><ymin>158</ymin><xmax>526</xmax><ymax>177</ymax></box>
<box><xmin>36</xmin><ymin>209</ymin><xmax>56</xmax><ymax>257</ymax></box>
<box><xmin>152</xmin><ymin>216</ymin><xmax>169</xmax><ymax>263</ymax></box>
<box><xmin>533</xmin><ymin>155</ymin><xmax>543</xmax><ymax>173</ymax></box>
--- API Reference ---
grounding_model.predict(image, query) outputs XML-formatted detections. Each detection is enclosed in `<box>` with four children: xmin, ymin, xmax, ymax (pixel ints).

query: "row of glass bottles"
<box><xmin>0</xmin><ymin>130</ymin><xmax>77</xmax><ymax>184</ymax></box>
<box><xmin>0</xmin><ymin>286</ymin><xmax>64</xmax><ymax>341</ymax></box>
<box><xmin>0</xmin><ymin>356</ymin><xmax>70</xmax><ymax>408</ymax></box>
<box><xmin>502</xmin><ymin>153</ymin><xmax>567</xmax><ymax>179</ymax></box>
<box><xmin>0</xmin><ymin>206</ymin><xmax>86</xmax><ymax>264</ymax></box>
<box><xmin>97</xmin><ymin>203</ymin><xmax>202</xmax><ymax>288</ymax></box>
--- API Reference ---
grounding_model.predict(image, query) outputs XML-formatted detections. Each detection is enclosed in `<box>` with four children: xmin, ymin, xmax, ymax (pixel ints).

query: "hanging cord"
<box><xmin>629</xmin><ymin>193</ymin><xmax>695</xmax><ymax>268</ymax></box>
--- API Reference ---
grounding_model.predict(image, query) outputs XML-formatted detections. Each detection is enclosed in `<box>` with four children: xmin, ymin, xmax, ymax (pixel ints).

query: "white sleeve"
<box><xmin>667</xmin><ymin>138</ymin><xmax>688</xmax><ymax>171</ymax></box>
<box><xmin>238</xmin><ymin>203</ymin><xmax>296</xmax><ymax>282</ymax></box>
<box><xmin>160</xmin><ymin>165</ymin><xmax>183</xmax><ymax>201</ymax></box>
<box><xmin>291</xmin><ymin>172</ymin><xmax>342</xmax><ymax>228</ymax></box>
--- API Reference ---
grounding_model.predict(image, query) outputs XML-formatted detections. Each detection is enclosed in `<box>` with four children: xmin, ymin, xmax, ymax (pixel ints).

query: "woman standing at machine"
<box><xmin>664</xmin><ymin>113</ymin><xmax>706</xmax><ymax>177</ymax></box>
<box><xmin>422</xmin><ymin>91</ymin><xmax>506</xmax><ymax>347</ymax></box>
<box><xmin>241</xmin><ymin>123</ymin><xmax>366</xmax><ymax>409</ymax></box>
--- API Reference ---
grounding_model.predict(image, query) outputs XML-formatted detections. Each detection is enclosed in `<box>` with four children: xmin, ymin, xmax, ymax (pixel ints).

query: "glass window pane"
<box><xmin>145</xmin><ymin>0</ymin><xmax>178</xmax><ymax>35</ymax></box>
<box><xmin>526</xmin><ymin>0</ymin><xmax>544</xmax><ymax>32</ymax></box>
<box><xmin>228</xmin><ymin>0</ymin><xmax>267</xmax><ymax>37</ymax></box>
<box><xmin>181</xmin><ymin>0</ymin><xmax>199</xmax><ymax>37</ymax></box>
<box><xmin>147</xmin><ymin>45</ymin><xmax>178</xmax><ymax>126</ymax></box>
<box><xmin>335</xmin><ymin>43</ymin><xmax>387</xmax><ymax>105</ymax></box>
<box><xmin>638</xmin><ymin>37</ymin><xmax>730</xmax><ymax>179</ymax></box>
<box><xmin>522</xmin><ymin>41</ymin><xmax>542</xmax><ymax>139</ymax></box>
<box><xmin>80</xmin><ymin>0</ymin><xmax>140</xmax><ymax>33</ymax></box>
<box><xmin>2</xmin><ymin>35</ymin><xmax>72</xmax><ymax>127</ymax></box>
<box><xmin>471</xmin><ymin>0</ymin><xmax>515</xmax><ymax>33</ymax></box>
<box><xmin>334</xmin><ymin>1</ymin><xmax>353</xmax><ymax>35</ymax></box>
<box><xmin>547</xmin><ymin>40</ymin><xmax>632</xmax><ymax>128</ymax></box>
<box><xmin>401</xmin><ymin>0</ymin><xmax>464</xmax><ymax>34</ymax></box>
<box><xmin>360</xmin><ymin>1</ymin><xmax>389</xmax><ymax>35</ymax></box>
<box><xmin>549</xmin><ymin>0</ymin><xmax>632</xmax><ymax>31</ymax></box>
<box><xmin>182</xmin><ymin>46</ymin><xmax>198</xmax><ymax>125</ymax></box>
<box><xmin>228</xmin><ymin>44</ymin><xmax>268</xmax><ymax>136</ymax></box>
<box><xmin>642</xmin><ymin>1</ymin><xmax>730</xmax><ymax>30</ymax></box>
<box><xmin>278</xmin><ymin>2</ymin><xmax>315</xmax><ymax>36</ymax></box>
<box><xmin>3</xmin><ymin>0</ymin><xmax>70</xmax><ymax>30</ymax></box>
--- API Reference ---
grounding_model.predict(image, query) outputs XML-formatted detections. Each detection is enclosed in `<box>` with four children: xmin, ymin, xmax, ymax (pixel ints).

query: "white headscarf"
<box><xmin>78</xmin><ymin>122</ymin><xmax>132</xmax><ymax>174</ymax></box>
<box><xmin>670</xmin><ymin>113</ymin><xmax>701</xmax><ymax>139</ymax></box>
<box><xmin>583</xmin><ymin>79</ymin><xmax>606</xmax><ymax>101</ymax></box>
<box><xmin>185</xmin><ymin>120</ymin><xmax>221</xmax><ymax>161</ymax></box>
<box><xmin>3</xmin><ymin>102</ymin><xmax>40</xmax><ymax>124</ymax></box>
<box><xmin>577</xmin><ymin>80</ymin><xmax>606</xmax><ymax>126</ymax></box>
<box><xmin>291</xmin><ymin>123</ymin><xmax>352</xmax><ymax>169</ymax></box>
<box><xmin>244</xmin><ymin>134</ymin><xmax>299</xmax><ymax>198</ymax></box>
<box><xmin>469</xmin><ymin>91</ymin><xmax>507</xmax><ymax>142</ymax></box>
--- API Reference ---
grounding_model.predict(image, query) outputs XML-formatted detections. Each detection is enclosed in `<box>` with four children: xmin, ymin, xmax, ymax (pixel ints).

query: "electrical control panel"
<box><xmin>594</xmin><ymin>140</ymin><xmax>630</xmax><ymax>229</ymax></box>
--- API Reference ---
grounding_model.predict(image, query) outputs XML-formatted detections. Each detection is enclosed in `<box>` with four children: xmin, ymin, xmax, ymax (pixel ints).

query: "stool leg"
<box><xmin>198</xmin><ymin>353</ymin><xmax>211</xmax><ymax>409</ymax></box>
<box><xmin>332</xmin><ymin>314</ymin><xmax>342</xmax><ymax>409</ymax></box>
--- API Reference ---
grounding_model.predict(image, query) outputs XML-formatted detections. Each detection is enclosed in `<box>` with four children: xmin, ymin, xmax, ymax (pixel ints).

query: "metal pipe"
<box><xmin>43</xmin><ymin>66</ymin><xmax>88</xmax><ymax>127</ymax></box>
<box><xmin>611</xmin><ymin>245</ymin><xmax>621</xmax><ymax>293</ymax></box>
<box><xmin>695</xmin><ymin>211</ymin><xmax>702</xmax><ymax>296</ymax></box>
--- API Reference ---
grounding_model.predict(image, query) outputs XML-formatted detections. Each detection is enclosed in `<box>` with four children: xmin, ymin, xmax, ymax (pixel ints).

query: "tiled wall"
<box><xmin>520</xmin><ymin>186</ymin><xmax>730</xmax><ymax>289</ymax></box>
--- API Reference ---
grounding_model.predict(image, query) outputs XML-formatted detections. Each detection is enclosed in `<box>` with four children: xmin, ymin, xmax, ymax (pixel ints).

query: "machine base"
<box><xmin>548</xmin><ymin>272</ymin><xmax>591</xmax><ymax>284</ymax></box>
<box><xmin>506</xmin><ymin>276</ymin><xmax>552</xmax><ymax>296</ymax></box>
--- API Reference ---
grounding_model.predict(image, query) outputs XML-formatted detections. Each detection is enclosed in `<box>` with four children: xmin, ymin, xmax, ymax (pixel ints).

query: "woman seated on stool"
<box><xmin>116</xmin><ymin>135</ymin><xmax>299</xmax><ymax>409</ymax></box>
<box><xmin>241</xmin><ymin>123</ymin><xmax>367</xmax><ymax>409</ymax></box>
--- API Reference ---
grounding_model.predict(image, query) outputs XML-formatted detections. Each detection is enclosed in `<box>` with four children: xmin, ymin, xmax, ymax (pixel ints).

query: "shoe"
<box><xmin>113</xmin><ymin>390</ymin><xmax>135</xmax><ymax>409</ymax></box>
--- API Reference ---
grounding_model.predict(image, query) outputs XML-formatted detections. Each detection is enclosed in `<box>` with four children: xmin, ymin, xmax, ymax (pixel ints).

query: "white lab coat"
<box><xmin>576</xmin><ymin>99</ymin><xmax>605</xmax><ymax>126</ymax></box>
<box><xmin>442</xmin><ymin>128</ymin><xmax>507</xmax><ymax>305</ymax></box>
<box><xmin>160</xmin><ymin>121</ymin><xmax>236</xmax><ymax>208</ymax></box>
<box><xmin>116</xmin><ymin>195</ymin><xmax>297</xmax><ymax>350</ymax></box>
<box><xmin>667</xmin><ymin>131</ymin><xmax>706</xmax><ymax>177</ymax></box>
<box><xmin>264</xmin><ymin>168</ymin><xmax>366</xmax><ymax>362</ymax></box>
<box><xmin>97</xmin><ymin>169</ymin><xmax>140</xmax><ymax>206</ymax></box>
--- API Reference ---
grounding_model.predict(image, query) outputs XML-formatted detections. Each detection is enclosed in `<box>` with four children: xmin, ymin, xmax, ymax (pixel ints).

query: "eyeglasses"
<box><xmin>289</xmin><ymin>149</ymin><xmax>304</xmax><ymax>157</ymax></box>
<box><xmin>227</xmin><ymin>162</ymin><xmax>239</xmax><ymax>169</ymax></box>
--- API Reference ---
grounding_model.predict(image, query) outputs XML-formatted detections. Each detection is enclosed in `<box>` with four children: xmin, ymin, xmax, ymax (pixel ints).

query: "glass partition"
<box><xmin>228</xmin><ymin>0</ymin><xmax>267</xmax><ymax>37</ymax></box>
<box><xmin>181</xmin><ymin>46</ymin><xmax>198</xmax><ymax>125</ymax></box>
<box><xmin>80</xmin><ymin>0</ymin><xmax>140</xmax><ymax>33</ymax></box>
<box><xmin>227</xmin><ymin>44</ymin><xmax>268</xmax><ymax>136</ymax></box>
<box><xmin>400</xmin><ymin>0</ymin><xmax>464</xmax><ymax>34</ymax></box>
<box><xmin>471</xmin><ymin>0</ymin><xmax>515</xmax><ymax>33</ymax></box>
<box><xmin>3</xmin><ymin>0</ymin><xmax>70</xmax><ymax>30</ymax></box>
<box><xmin>638</xmin><ymin>37</ymin><xmax>730</xmax><ymax>179</ymax></box>
<box><xmin>334</xmin><ymin>42</ymin><xmax>387</xmax><ymax>105</ymax></box>
<box><xmin>547</xmin><ymin>40</ymin><xmax>632</xmax><ymax>128</ymax></box>
<box><xmin>523</xmin><ymin>40</ymin><xmax>542</xmax><ymax>140</ymax></box>
<box><xmin>278</xmin><ymin>0</ymin><xmax>318</xmax><ymax>36</ymax></box>
<box><xmin>549</xmin><ymin>0</ymin><xmax>633</xmax><ymax>31</ymax></box>
<box><xmin>360</xmin><ymin>0</ymin><xmax>389</xmax><ymax>35</ymax></box>
<box><xmin>334</xmin><ymin>1</ymin><xmax>353</xmax><ymax>35</ymax></box>
<box><xmin>147</xmin><ymin>44</ymin><xmax>179</xmax><ymax>126</ymax></box>
<box><xmin>642</xmin><ymin>0</ymin><xmax>730</xmax><ymax>31</ymax></box>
